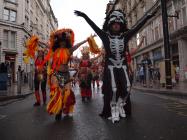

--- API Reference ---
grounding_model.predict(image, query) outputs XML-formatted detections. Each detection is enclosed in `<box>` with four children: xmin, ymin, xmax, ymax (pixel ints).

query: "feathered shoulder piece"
<box><xmin>23</xmin><ymin>35</ymin><xmax>39</xmax><ymax>64</ymax></box>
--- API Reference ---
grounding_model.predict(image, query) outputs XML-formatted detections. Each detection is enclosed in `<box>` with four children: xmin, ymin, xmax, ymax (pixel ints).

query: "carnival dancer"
<box><xmin>45</xmin><ymin>29</ymin><xmax>94</xmax><ymax>121</ymax></box>
<box><xmin>91</xmin><ymin>61</ymin><xmax>100</xmax><ymax>89</ymax></box>
<box><xmin>78</xmin><ymin>47</ymin><xmax>94</xmax><ymax>102</ymax></box>
<box><xmin>75</xmin><ymin>7</ymin><xmax>156</xmax><ymax>123</ymax></box>
<box><xmin>23</xmin><ymin>36</ymin><xmax>48</xmax><ymax>106</ymax></box>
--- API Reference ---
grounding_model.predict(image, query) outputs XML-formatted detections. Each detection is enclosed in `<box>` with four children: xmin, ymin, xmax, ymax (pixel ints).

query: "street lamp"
<box><xmin>160</xmin><ymin>0</ymin><xmax>172</xmax><ymax>89</ymax></box>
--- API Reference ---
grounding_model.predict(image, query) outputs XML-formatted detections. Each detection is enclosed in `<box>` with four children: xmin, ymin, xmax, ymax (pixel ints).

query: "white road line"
<box><xmin>0</xmin><ymin>114</ymin><xmax>7</xmax><ymax>120</ymax></box>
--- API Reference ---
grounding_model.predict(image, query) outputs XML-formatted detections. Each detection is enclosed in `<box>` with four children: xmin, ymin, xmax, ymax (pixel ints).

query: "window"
<box><xmin>3</xmin><ymin>30</ymin><xmax>16</xmax><ymax>48</ymax></box>
<box><xmin>3</xmin><ymin>9</ymin><xmax>9</xmax><ymax>21</ymax></box>
<box><xmin>181</xmin><ymin>0</ymin><xmax>186</xmax><ymax>5</ymax></box>
<box><xmin>3</xmin><ymin>30</ymin><xmax>8</xmax><ymax>48</ymax></box>
<box><xmin>142</xmin><ymin>5</ymin><xmax>146</xmax><ymax>13</ymax></box>
<box><xmin>25</xmin><ymin>0</ymin><xmax>29</xmax><ymax>11</ymax></box>
<box><xmin>168</xmin><ymin>17</ymin><xmax>174</xmax><ymax>32</ymax></box>
<box><xmin>3</xmin><ymin>8</ymin><xmax>17</xmax><ymax>22</ymax></box>
<box><xmin>154</xmin><ymin>26</ymin><xmax>159</xmax><ymax>40</ymax></box>
<box><xmin>182</xmin><ymin>7</ymin><xmax>187</xmax><ymax>25</ymax></box>
<box><xmin>10</xmin><ymin>32</ymin><xmax>16</xmax><ymax>48</ymax></box>
<box><xmin>6</xmin><ymin>0</ymin><xmax>16</xmax><ymax>3</ymax></box>
<box><xmin>10</xmin><ymin>10</ymin><xmax>16</xmax><ymax>22</ymax></box>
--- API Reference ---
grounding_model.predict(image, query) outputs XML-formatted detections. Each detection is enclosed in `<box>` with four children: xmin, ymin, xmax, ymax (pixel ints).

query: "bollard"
<box><xmin>17</xmin><ymin>70</ymin><xmax>21</xmax><ymax>94</ymax></box>
<box><xmin>30</xmin><ymin>71</ymin><xmax>34</xmax><ymax>90</ymax></box>
<box><xmin>28</xmin><ymin>72</ymin><xmax>34</xmax><ymax>90</ymax></box>
<box><xmin>145</xmin><ymin>64</ymin><xmax>149</xmax><ymax>87</ymax></box>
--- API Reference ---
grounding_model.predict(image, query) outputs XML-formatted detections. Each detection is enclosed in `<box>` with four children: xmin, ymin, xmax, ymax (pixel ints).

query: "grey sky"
<box><xmin>50</xmin><ymin>0</ymin><xmax>109</xmax><ymax>56</ymax></box>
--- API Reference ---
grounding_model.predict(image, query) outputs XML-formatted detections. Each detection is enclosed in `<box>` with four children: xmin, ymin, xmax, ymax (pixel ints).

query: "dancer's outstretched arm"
<box><xmin>70</xmin><ymin>34</ymin><xmax>96</xmax><ymax>54</ymax></box>
<box><xmin>74</xmin><ymin>10</ymin><xmax>106</xmax><ymax>39</ymax></box>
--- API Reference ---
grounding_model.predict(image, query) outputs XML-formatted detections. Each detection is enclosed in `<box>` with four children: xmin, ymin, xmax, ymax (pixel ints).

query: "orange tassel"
<box><xmin>87</xmin><ymin>36</ymin><xmax>100</xmax><ymax>54</ymax></box>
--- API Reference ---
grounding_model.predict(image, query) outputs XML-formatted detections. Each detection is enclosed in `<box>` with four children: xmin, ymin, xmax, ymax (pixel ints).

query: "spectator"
<box><xmin>139</xmin><ymin>64</ymin><xmax>144</xmax><ymax>86</ymax></box>
<box><xmin>141</xmin><ymin>54</ymin><xmax>152</xmax><ymax>87</ymax></box>
<box><xmin>185</xmin><ymin>64</ymin><xmax>187</xmax><ymax>80</ymax></box>
<box><xmin>0</xmin><ymin>63</ymin><xmax>8</xmax><ymax>90</ymax></box>
<box><xmin>175</xmin><ymin>64</ymin><xmax>180</xmax><ymax>83</ymax></box>
<box><xmin>0</xmin><ymin>63</ymin><xmax>8</xmax><ymax>73</ymax></box>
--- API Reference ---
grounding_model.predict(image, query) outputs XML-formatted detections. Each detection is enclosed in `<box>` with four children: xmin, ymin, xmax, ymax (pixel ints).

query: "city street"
<box><xmin>0</xmin><ymin>85</ymin><xmax>187</xmax><ymax>140</ymax></box>
<box><xmin>1</xmin><ymin>0</ymin><xmax>187</xmax><ymax>140</ymax></box>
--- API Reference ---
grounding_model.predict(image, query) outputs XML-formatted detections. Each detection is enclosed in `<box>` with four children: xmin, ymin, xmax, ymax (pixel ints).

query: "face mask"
<box><xmin>108</xmin><ymin>11</ymin><xmax>125</xmax><ymax>25</ymax></box>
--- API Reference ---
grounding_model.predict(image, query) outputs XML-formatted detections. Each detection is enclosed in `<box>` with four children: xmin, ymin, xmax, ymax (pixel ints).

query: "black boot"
<box><xmin>82</xmin><ymin>97</ymin><xmax>85</xmax><ymax>102</ymax></box>
<box><xmin>55</xmin><ymin>113</ymin><xmax>62</xmax><ymax>121</ymax></box>
<box><xmin>33</xmin><ymin>102</ymin><xmax>40</xmax><ymax>106</ymax></box>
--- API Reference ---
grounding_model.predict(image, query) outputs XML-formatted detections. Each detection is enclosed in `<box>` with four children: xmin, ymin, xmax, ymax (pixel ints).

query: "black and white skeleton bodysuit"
<box><xmin>75</xmin><ymin>10</ymin><xmax>154</xmax><ymax>123</ymax></box>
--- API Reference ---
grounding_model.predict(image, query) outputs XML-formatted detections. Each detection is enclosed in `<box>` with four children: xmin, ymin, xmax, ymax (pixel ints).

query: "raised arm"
<box><xmin>74</xmin><ymin>10</ymin><xmax>106</xmax><ymax>39</ymax></box>
<box><xmin>130</xmin><ymin>36</ymin><xmax>145</xmax><ymax>56</ymax></box>
<box><xmin>70</xmin><ymin>34</ymin><xmax>96</xmax><ymax>54</ymax></box>
<box><xmin>126</xmin><ymin>10</ymin><xmax>156</xmax><ymax>40</ymax></box>
<box><xmin>70</xmin><ymin>39</ymin><xmax>88</xmax><ymax>54</ymax></box>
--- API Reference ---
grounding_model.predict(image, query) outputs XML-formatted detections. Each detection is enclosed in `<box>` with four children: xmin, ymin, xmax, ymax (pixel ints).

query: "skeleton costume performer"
<box><xmin>23</xmin><ymin>36</ymin><xmax>47</xmax><ymax>106</ymax></box>
<box><xmin>44</xmin><ymin>29</ymin><xmax>88</xmax><ymax>121</ymax></box>
<box><xmin>75</xmin><ymin>9</ymin><xmax>155</xmax><ymax>123</ymax></box>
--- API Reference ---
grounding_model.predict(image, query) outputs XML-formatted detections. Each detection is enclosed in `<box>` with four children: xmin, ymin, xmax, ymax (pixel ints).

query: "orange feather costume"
<box><xmin>45</xmin><ymin>29</ymin><xmax>76</xmax><ymax>119</ymax></box>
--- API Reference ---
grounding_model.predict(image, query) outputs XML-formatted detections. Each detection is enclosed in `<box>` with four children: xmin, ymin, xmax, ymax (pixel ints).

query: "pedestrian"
<box><xmin>141</xmin><ymin>54</ymin><xmax>152</xmax><ymax>87</ymax></box>
<box><xmin>139</xmin><ymin>64</ymin><xmax>144</xmax><ymax>86</ymax></box>
<box><xmin>92</xmin><ymin>61</ymin><xmax>100</xmax><ymax>89</ymax></box>
<box><xmin>75</xmin><ymin>7</ymin><xmax>156</xmax><ymax>123</ymax></box>
<box><xmin>0</xmin><ymin>63</ymin><xmax>8</xmax><ymax>90</ymax></box>
<box><xmin>185</xmin><ymin>64</ymin><xmax>187</xmax><ymax>80</ymax></box>
<box><xmin>171</xmin><ymin>63</ymin><xmax>176</xmax><ymax>86</ymax></box>
<box><xmin>175</xmin><ymin>64</ymin><xmax>180</xmax><ymax>84</ymax></box>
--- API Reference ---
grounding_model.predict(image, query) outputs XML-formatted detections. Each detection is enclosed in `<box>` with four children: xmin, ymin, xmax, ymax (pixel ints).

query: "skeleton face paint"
<box><xmin>108</xmin><ymin>11</ymin><xmax>125</xmax><ymax>25</ymax></box>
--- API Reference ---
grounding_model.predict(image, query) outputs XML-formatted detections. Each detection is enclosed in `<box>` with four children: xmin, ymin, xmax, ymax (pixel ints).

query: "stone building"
<box><xmin>118</xmin><ymin>0</ymin><xmax>187</xmax><ymax>82</ymax></box>
<box><xmin>0</xmin><ymin>0</ymin><xmax>58</xmax><ymax>82</ymax></box>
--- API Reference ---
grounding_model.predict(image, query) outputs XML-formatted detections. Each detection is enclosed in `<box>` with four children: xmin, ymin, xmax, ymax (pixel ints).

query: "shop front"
<box><xmin>5</xmin><ymin>53</ymin><xmax>16</xmax><ymax>83</ymax></box>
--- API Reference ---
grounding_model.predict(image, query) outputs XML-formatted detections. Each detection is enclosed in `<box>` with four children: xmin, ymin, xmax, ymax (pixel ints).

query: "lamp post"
<box><xmin>0</xmin><ymin>41</ymin><xmax>1</xmax><ymax>63</ymax></box>
<box><xmin>160</xmin><ymin>0</ymin><xmax>172</xmax><ymax>89</ymax></box>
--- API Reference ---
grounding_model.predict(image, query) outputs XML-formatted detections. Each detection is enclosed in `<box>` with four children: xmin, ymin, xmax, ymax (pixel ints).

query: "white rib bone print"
<box><xmin>109</xmin><ymin>36</ymin><xmax>124</xmax><ymax>61</ymax></box>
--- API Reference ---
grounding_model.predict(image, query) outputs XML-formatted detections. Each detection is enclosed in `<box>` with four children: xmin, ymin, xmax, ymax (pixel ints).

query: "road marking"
<box><xmin>0</xmin><ymin>114</ymin><xmax>7</xmax><ymax>120</ymax></box>
<box><xmin>137</xmin><ymin>92</ymin><xmax>187</xmax><ymax>117</ymax></box>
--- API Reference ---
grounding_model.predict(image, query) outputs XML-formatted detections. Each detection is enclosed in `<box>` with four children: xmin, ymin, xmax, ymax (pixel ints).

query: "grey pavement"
<box><xmin>0</xmin><ymin>83</ymin><xmax>34</xmax><ymax>101</ymax></box>
<box><xmin>132</xmin><ymin>81</ymin><xmax>187</xmax><ymax>98</ymax></box>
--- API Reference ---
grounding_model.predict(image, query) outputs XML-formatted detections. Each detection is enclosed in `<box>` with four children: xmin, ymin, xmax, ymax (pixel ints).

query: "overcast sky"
<box><xmin>50</xmin><ymin>0</ymin><xmax>109</xmax><ymax>57</ymax></box>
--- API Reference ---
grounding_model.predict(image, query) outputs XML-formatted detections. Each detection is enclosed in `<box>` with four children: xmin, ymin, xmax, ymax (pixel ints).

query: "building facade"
<box><xmin>0</xmin><ymin>0</ymin><xmax>58</xmax><ymax>82</ymax></box>
<box><xmin>118</xmin><ymin>0</ymin><xmax>187</xmax><ymax>82</ymax></box>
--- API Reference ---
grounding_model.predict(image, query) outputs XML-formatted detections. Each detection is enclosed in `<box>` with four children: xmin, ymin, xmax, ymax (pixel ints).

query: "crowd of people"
<box><xmin>21</xmin><ymin>2</ymin><xmax>157</xmax><ymax>124</ymax></box>
<box><xmin>134</xmin><ymin>55</ymin><xmax>183</xmax><ymax>88</ymax></box>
